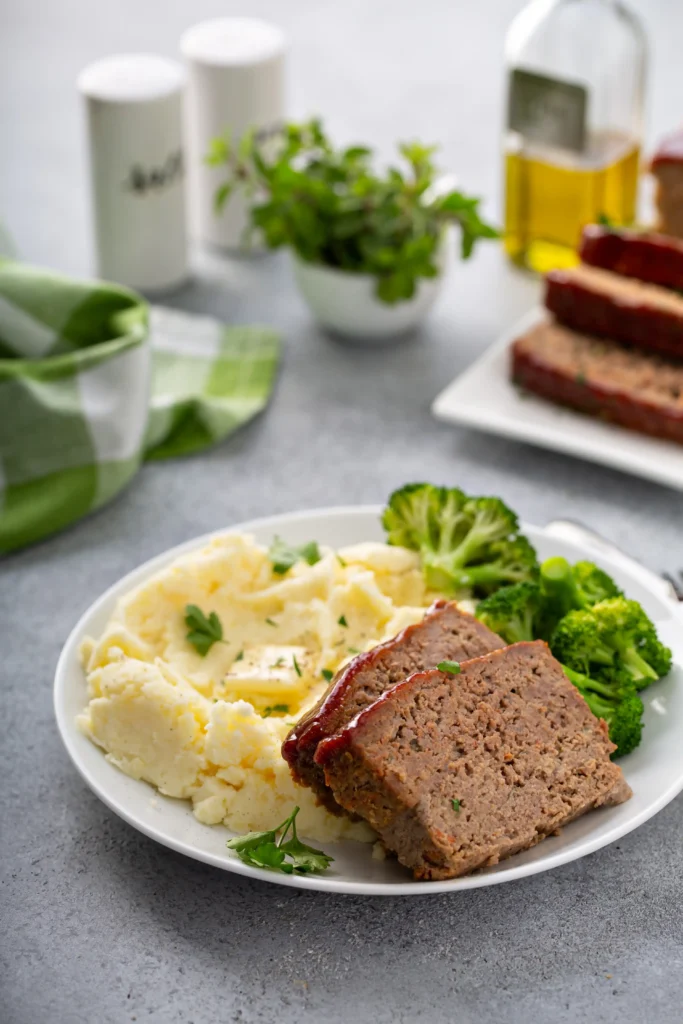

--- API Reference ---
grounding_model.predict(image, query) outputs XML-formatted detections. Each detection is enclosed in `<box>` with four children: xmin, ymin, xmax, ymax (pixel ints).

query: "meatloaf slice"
<box><xmin>580</xmin><ymin>226</ymin><xmax>683</xmax><ymax>292</ymax></box>
<box><xmin>545</xmin><ymin>264</ymin><xmax>683</xmax><ymax>360</ymax></box>
<box><xmin>511</xmin><ymin>318</ymin><xmax>683</xmax><ymax>445</ymax></box>
<box><xmin>282</xmin><ymin>601</ymin><xmax>503</xmax><ymax>814</ymax></box>
<box><xmin>315</xmin><ymin>642</ymin><xmax>631</xmax><ymax>880</ymax></box>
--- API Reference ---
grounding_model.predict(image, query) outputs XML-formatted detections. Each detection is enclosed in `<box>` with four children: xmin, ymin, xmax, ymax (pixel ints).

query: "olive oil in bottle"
<box><xmin>504</xmin><ymin>0</ymin><xmax>646</xmax><ymax>274</ymax></box>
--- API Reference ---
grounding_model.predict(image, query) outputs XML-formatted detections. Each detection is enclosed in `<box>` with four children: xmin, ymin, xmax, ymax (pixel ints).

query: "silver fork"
<box><xmin>662</xmin><ymin>572</ymin><xmax>683</xmax><ymax>602</ymax></box>
<box><xmin>544</xmin><ymin>518</ymin><xmax>682</xmax><ymax>603</ymax></box>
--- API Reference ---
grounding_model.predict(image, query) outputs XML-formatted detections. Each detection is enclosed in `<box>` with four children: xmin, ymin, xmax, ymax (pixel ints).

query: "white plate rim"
<box><xmin>431</xmin><ymin>308</ymin><xmax>683</xmax><ymax>493</ymax></box>
<box><xmin>55</xmin><ymin>505</ymin><xmax>683</xmax><ymax>896</ymax></box>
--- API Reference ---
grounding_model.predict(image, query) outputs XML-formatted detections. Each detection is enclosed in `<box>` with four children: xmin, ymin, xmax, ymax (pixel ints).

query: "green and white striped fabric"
<box><xmin>0</xmin><ymin>261</ymin><xmax>279</xmax><ymax>554</ymax></box>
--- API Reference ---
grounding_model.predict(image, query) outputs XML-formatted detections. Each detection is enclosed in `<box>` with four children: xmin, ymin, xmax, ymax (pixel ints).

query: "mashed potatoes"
<box><xmin>78</xmin><ymin>533</ymin><xmax>432</xmax><ymax>843</ymax></box>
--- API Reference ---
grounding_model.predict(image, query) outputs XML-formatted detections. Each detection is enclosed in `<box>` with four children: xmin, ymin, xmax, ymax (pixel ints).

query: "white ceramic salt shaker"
<box><xmin>78</xmin><ymin>53</ymin><xmax>188</xmax><ymax>293</ymax></box>
<box><xmin>180</xmin><ymin>18</ymin><xmax>287</xmax><ymax>250</ymax></box>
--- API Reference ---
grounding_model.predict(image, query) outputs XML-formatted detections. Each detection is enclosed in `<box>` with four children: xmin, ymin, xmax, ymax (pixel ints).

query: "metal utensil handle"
<box><xmin>543</xmin><ymin>518</ymin><xmax>676</xmax><ymax>602</ymax></box>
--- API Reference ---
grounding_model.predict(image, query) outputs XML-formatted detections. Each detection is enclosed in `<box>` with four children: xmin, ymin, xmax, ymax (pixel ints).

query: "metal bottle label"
<box><xmin>508</xmin><ymin>68</ymin><xmax>588</xmax><ymax>152</ymax></box>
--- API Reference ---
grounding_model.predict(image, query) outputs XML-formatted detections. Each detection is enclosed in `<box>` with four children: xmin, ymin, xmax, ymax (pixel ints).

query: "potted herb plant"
<box><xmin>207</xmin><ymin>119</ymin><xmax>498</xmax><ymax>341</ymax></box>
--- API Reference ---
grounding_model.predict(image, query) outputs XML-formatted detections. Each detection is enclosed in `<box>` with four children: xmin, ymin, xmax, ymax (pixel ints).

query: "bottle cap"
<box><xmin>180</xmin><ymin>18</ymin><xmax>286</xmax><ymax>67</ymax></box>
<box><xmin>78</xmin><ymin>53</ymin><xmax>185</xmax><ymax>103</ymax></box>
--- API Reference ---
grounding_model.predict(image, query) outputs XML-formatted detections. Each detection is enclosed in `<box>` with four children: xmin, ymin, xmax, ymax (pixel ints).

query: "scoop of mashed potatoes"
<box><xmin>78</xmin><ymin>533</ymin><xmax>432</xmax><ymax>843</ymax></box>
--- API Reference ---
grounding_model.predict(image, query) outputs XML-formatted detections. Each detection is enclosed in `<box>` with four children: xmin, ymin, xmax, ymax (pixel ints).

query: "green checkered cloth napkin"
<box><xmin>0</xmin><ymin>261</ymin><xmax>279</xmax><ymax>554</ymax></box>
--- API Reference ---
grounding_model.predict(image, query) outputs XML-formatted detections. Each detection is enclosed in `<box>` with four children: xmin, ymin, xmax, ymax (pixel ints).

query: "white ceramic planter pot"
<box><xmin>292</xmin><ymin>235</ymin><xmax>451</xmax><ymax>342</ymax></box>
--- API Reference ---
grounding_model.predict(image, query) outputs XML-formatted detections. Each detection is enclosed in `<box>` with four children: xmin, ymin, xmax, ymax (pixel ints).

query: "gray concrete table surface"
<box><xmin>2</xmin><ymin>1</ymin><xmax>683</xmax><ymax>1021</ymax></box>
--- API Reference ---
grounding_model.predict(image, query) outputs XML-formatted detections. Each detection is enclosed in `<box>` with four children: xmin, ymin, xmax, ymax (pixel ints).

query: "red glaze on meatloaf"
<box><xmin>579</xmin><ymin>226</ymin><xmax>683</xmax><ymax>292</ymax></box>
<box><xmin>282</xmin><ymin>601</ymin><xmax>503</xmax><ymax>814</ymax></box>
<box><xmin>512</xmin><ymin>318</ymin><xmax>683</xmax><ymax>445</ymax></box>
<box><xmin>315</xmin><ymin>642</ymin><xmax>631</xmax><ymax>881</ymax></box>
<box><xmin>545</xmin><ymin>264</ymin><xmax>683</xmax><ymax>359</ymax></box>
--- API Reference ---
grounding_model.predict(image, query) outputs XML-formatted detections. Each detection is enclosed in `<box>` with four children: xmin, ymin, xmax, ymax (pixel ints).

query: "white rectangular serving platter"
<box><xmin>432</xmin><ymin>309</ymin><xmax>683</xmax><ymax>492</ymax></box>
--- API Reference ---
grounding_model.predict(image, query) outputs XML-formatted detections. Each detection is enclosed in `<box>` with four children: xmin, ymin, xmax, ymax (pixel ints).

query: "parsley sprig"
<box><xmin>262</xmin><ymin>704</ymin><xmax>289</xmax><ymax>718</ymax></box>
<box><xmin>208</xmin><ymin>119</ymin><xmax>499</xmax><ymax>305</ymax></box>
<box><xmin>184</xmin><ymin>604</ymin><xmax>225</xmax><ymax>656</ymax></box>
<box><xmin>267</xmin><ymin>536</ymin><xmax>321</xmax><ymax>575</ymax></box>
<box><xmin>226</xmin><ymin>806</ymin><xmax>333</xmax><ymax>875</ymax></box>
<box><xmin>437</xmin><ymin>660</ymin><xmax>461</xmax><ymax>675</ymax></box>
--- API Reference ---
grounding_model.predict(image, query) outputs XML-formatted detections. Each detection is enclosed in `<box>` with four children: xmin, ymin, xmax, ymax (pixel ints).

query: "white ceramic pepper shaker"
<box><xmin>180</xmin><ymin>18</ymin><xmax>287</xmax><ymax>250</ymax></box>
<box><xmin>78</xmin><ymin>53</ymin><xmax>188</xmax><ymax>293</ymax></box>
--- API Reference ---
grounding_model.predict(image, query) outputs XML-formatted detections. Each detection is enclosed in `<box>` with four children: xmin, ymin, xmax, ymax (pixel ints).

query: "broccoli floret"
<box><xmin>572</xmin><ymin>560</ymin><xmax>623</xmax><ymax>606</ymax></box>
<box><xmin>550</xmin><ymin>597</ymin><xmax>671</xmax><ymax>691</ymax></box>
<box><xmin>537</xmin><ymin>556</ymin><xmax>622</xmax><ymax>637</ymax></box>
<box><xmin>382</xmin><ymin>484</ymin><xmax>538</xmax><ymax>597</ymax></box>
<box><xmin>561</xmin><ymin>664</ymin><xmax>644</xmax><ymax>756</ymax></box>
<box><xmin>475</xmin><ymin>582</ymin><xmax>541</xmax><ymax>644</ymax></box>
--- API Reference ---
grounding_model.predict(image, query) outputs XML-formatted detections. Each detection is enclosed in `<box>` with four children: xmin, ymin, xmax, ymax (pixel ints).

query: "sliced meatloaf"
<box><xmin>283</xmin><ymin>601</ymin><xmax>503</xmax><ymax>814</ymax></box>
<box><xmin>315</xmin><ymin>642</ymin><xmax>631</xmax><ymax>880</ymax></box>
<box><xmin>580</xmin><ymin>226</ymin><xmax>683</xmax><ymax>292</ymax></box>
<box><xmin>545</xmin><ymin>264</ymin><xmax>683</xmax><ymax>360</ymax></box>
<box><xmin>512</xmin><ymin>318</ymin><xmax>683</xmax><ymax>445</ymax></box>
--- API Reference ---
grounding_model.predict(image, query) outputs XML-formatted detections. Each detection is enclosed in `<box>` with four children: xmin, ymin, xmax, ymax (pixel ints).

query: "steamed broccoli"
<box><xmin>550</xmin><ymin>597</ymin><xmax>672</xmax><ymax>691</ymax></box>
<box><xmin>536</xmin><ymin>556</ymin><xmax>622</xmax><ymax>638</ymax></box>
<box><xmin>382</xmin><ymin>483</ymin><xmax>538</xmax><ymax>597</ymax></box>
<box><xmin>561</xmin><ymin>664</ymin><xmax>644</xmax><ymax>756</ymax></box>
<box><xmin>475</xmin><ymin>585</ymin><xmax>655</xmax><ymax>753</ymax></box>
<box><xmin>475</xmin><ymin>581</ymin><xmax>541</xmax><ymax>644</ymax></box>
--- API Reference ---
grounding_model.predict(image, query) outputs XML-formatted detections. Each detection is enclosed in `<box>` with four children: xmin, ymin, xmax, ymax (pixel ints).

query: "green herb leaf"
<box><xmin>338</xmin><ymin>614</ymin><xmax>348</xmax><ymax>627</ymax></box>
<box><xmin>451</xmin><ymin>798</ymin><xmax>461</xmax><ymax>812</ymax></box>
<box><xmin>226</xmin><ymin>827</ymin><xmax>278</xmax><ymax>853</ymax></box>
<box><xmin>437</xmin><ymin>660</ymin><xmax>461</xmax><ymax>675</ymax></box>
<box><xmin>322</xmin><ymin>669</ymin><xmax>334</xmax><ymax>682</ymax></box>
<box><xmin>265</xmin><ymin>617</ymin><xmax>278</xmax><ymax>627</ymax></box>
<box><xmin>214</xmin><ymin>182</ymin><xmax>232</xmax><ymax>214</ymax></box>
<box><xmin>279</xmin><ymin>836</ymin><xmax>334</xmax><ymax>873</ymax></box>
<box><xmin>209</xmin><ymin>119</ymin><xmax>498</xmax><ymax>306</ymax></box>
<box><xmin>205</xmin><ymin>133</ymin><xmax>231</xmax><ymax>167</ymax></box>
<box><xmin>292</xmin><ymin>655</ymin><xmax>302</xmax><ymax>677</ymax></box>
<box><xmin>246</xmin><ymin>842</ymin><xmax>291</xmax><ymax>872</ymax></box>
<box><xmin>234</xmin><ymin>650</ymin><xmax>244</xmax><ymax>662</ymax></box>
<box><xmin>226</xmin><ymin>806</ymin><xmax>333</xmax><ymax>875</ymax></box>
<box><xmin>336</xmin><ymin>554</ymin><xmax>347</xmax><ymax>568</ymax></box>
<box><xmin>184</xmin><ymin>604</ymin><xmax>224</xmax><ymax>656</ymax></box>
<box><xmin>263</xmin><ymin>704</ymin><xmax>290</xmax><ymax>717</ymax></box>
<box><xmin>268</xmin><ymin>536</ymin><xmax>321</xmax><ymax>575</ymax></box>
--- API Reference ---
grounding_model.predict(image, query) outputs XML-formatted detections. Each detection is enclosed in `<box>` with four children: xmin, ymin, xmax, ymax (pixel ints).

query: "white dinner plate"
<box><xmin>432</xmin><ymin>309</ymin><xmax>683</xmax><ymax>493</ymax></box>
<box><xmin>55</xmin><ymin>506</ymin><xmax>683</xmax><ymax>895</ymax></box>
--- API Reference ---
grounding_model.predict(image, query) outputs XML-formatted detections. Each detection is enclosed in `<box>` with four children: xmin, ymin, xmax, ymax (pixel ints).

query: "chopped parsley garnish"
<box><xmin>268</xmin><ymin>536</ymin><xmax>321</xmax><ymax>575</ymax></box>
<box><xmin>437</xmin><ymin>660</ymin><xmax>461</xmax><ymax>675</ymax></box>
<box><xmin>338</xmin><ymin>614</ymin><xmax>348</xmax><ymax>627</ymax></box>
<box><xmin>226</xmin><ymin>806</ymin><xmax>333</xmax><ymax>875</ymax></box>
<box><xmin>270</xmin><ymin>657</ymin><xmax>286</xmax><ymax>668</ymax></box>
<box><xmin>336</xmin><ymin>554</ymin><xmax>347</xmax><ymax>568</ymax></box>
<box><xmin>234</xmin><ymin>650</ymin><xmax>244</xmax><ymax>662</ymax></box>
<box><xmin>348</xmin><ymin>646</ymin><xmax>361</xmax><ymax>655</ymax></box>
<box><xmin>184</xmin><ymin>604</ymin><xmax>224</xmax><ymax>656</ymax></box>
<box><xmin>451</xmin><ymin>798</ymin><xmax>461</xmax><ymax>812</ymax></box>
<box><xmin>321</xmin><ymin>669</ymin><xmax>334</xmax><ymax>682</ymax></box>
<box><xmin>265</xmin><ymin>617</ymin><xmax>278</xmax><ymax>627</ymax></box>
<box><xmin>293</xmin><ymin>655</ymin><xmax>302</xmax><ymax>677</ymax></box>
<box><xmin>262</xmin><ymin>704</ymin><xmax>290</xmax><ymax>718</ymax></box>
